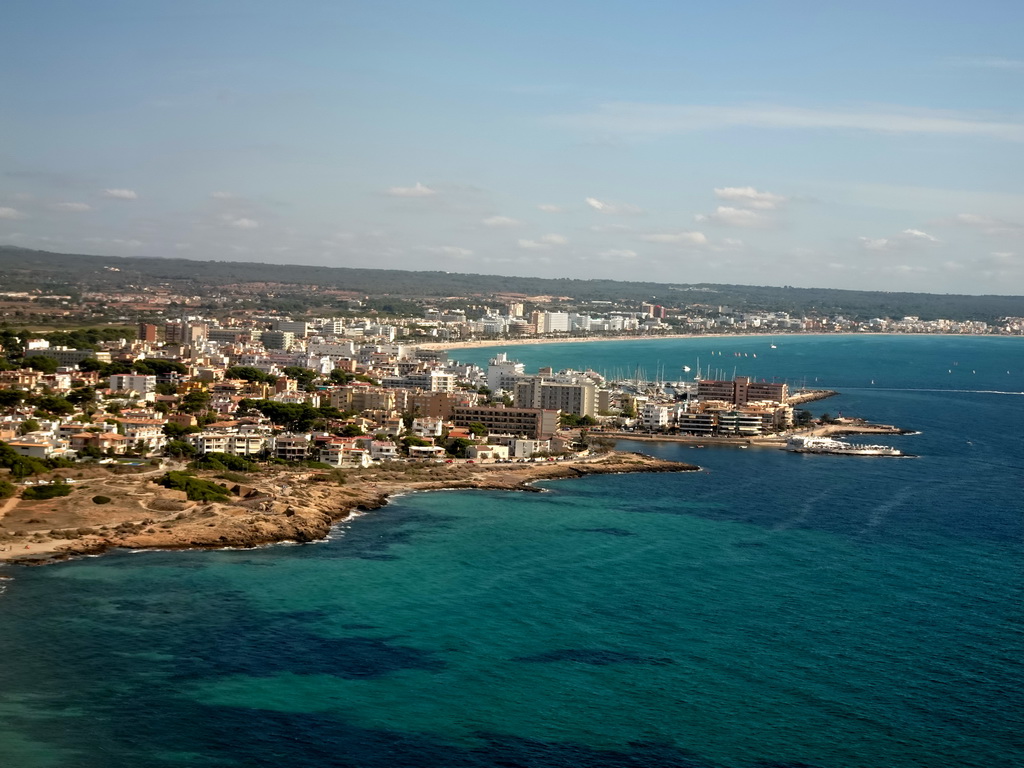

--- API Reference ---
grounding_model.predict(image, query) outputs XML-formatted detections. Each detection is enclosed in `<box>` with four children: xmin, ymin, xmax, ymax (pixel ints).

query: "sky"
<box><xmin>2</xmin><ymin>0</ymin><xmax>1023</xmax><ymax>295</ymax></box>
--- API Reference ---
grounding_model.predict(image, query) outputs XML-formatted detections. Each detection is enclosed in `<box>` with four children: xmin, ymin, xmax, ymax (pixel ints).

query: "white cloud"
<box><xmin>552</xmin><ymin>102</ymin><xmax>1024</xmax><ymax>141</ymax></box>
<box><xmin>425</xmin><ymin>246</ymin><xmax>473</xmax><ymax>257</ymax></box>
<box><xmin>482</xmin><ymin>215</ymin><xmax>521</xmax><ymax>228</ymax></box>
<box><xmin>585</xmin><ymin>197</ymin><xmax>643</xmax><ymax>215</ymax></box>
<box><xmin>222</xmin><ymin>215</ymin><xmax>259</xmax><ymax>229</ymax></box>
<box><xmin>0</xmin><ymin>207</ymin><xmax>28</xmax><ymax>220</ymax></box>
<box><xmin>714</xmin><ymin>186</ymin><xmax>787</xmax><ymax>210</ymax></box>
<box><xmin>590</xmin><ymin>223</ymin><xmax>633</xmax><ymax>234</ymax></box>
<box><xmin>901</xmin><ymin>228</ymin><xmax>939</xmax><ymax>242</ymax></box>
<box><xmin>722</xmin><ymin>238</ymin><xmax>744</xmax><ymax>248</ymax></box>
<box><xmin>387</xmin><ymin>182</ymin><xmax>437</xmax><ymax>198</ymax></box>
<box><xmin>51</xmin><ymin>202</ymin><xmax>92</xmax><ymax>212</ymax></box>
<box><xmin>210</xmin><ymin>191</ymin><xmax>235</xmax><ymax>199</ymax></box>
<box><xmin>950</xmin><ymin>213</ymin><xmax>1023</xmax><ymax>235</ymax></box>
<box><xmin>102</xmin><ymin>188</ymin><xmax>138</xmax><ymax>200</ymax></box>
<box><xmin>537</xmin><ymin>204</ymin><xmax>563</xmax><ymax>213</ymax></box>
<box><xmin>639</xmin><ymin>231</ymin><xmax>708</xmax><ymax>245</ymax></box>
<box><xmin>540</xmin><ymin>233</ymin><xmax>568</xmax><ymax>245</ymax></box>
<box><xmin>698</xmin><ymin>206</ymin><xmax>771</xmax><ymax>228</ymax></box>
<box><xmin>517</xmin><ymin>239</ymin><xmax>550</xmax><ymax>250</ymax></box>
<box><xmin>859</xmin><ymin>237</ymin><xmax>891</xmax><ymax>251</ymax></box>
<box><xmin>598</xmin><ymin>249</ymin><xmax>637</xmax><ymax>259</ymax></box>
<box><xmin>858</xmin><ymin>228</ymin><xmax>940</xmax><ymax>251</ymax></box>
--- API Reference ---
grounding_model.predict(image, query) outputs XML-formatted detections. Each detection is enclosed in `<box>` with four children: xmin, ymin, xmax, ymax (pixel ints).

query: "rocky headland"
<box><xmin>0</xmin><ymin>452</ymin><xmax>697</xmax><ymax>566</ymax></box>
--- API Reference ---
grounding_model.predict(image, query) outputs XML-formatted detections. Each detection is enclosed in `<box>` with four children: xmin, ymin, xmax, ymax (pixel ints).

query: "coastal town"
<box><xmin>0</xmin><ymin>301</ymin><xmax>922</xmax><ymax>564</ymax></box>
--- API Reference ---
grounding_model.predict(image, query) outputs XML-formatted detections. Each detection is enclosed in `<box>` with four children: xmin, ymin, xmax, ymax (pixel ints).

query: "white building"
<box><xmin>641</xmin><ymin>403</ymin><xmax>671</xmax><ymax>431</ymax></box>
<box><xmin>486</xmin><ymin>353</ymin><xmax>525</xmax><ymax>393</ymax></box>
<box><xmin>466</xmin><ymin>444</ymin><xmax>510</xmax><ymax>461</ymax></box>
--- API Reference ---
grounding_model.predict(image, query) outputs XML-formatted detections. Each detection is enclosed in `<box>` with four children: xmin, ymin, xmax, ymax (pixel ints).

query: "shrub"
<box><xmin>0</xmin><ymin>479</ymin><xmax>15</xmax><ymax>499</ymax></box>
<box><xmin>22</xmin><ymin>483</ymin><xmax>73</xmax><ymax>501</ymax></box>
<box><xmin>157</xmin><ymin>471</ymin><xmax>231</xmax><ymax>503</ymax></box>
<box><xmin>191</xmin><ymin>452</ymin><xmax>258</xmax><ymax>472</ymax></box>
<box><xmin>92</xmin><ymin>495</ymin><xmax>113</xmax><ymax>505</ymax></box>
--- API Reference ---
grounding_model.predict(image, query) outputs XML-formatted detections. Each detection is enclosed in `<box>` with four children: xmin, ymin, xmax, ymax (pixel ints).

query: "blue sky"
<box><xmin>2</xmin><ymin>0</ymin><xmax>1023</xmax><ymax>294</ymax></box>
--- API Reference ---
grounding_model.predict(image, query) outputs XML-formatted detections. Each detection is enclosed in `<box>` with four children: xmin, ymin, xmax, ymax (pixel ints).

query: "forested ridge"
<box><xmin>3</xmin><ymin>246</ymin><xmax>1023</xmax><ymax>321</ymax></box>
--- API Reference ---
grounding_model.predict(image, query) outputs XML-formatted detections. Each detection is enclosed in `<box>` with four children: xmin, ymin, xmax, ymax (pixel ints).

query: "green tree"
<box><xmin>18</xmin><ymin>419</ymin><xmax>40</xmax><ymax>435</ymax></box>
<box><xmin>163</xmin><ymin>422</ymin><xmax>200</xmax><ymax>439</ymax></box>
<box><xmin>282</xmin><ymin>366</ymin><xmax>319</xmax><ymax>391</ymax></box>
<box><xmin>132</xmin><ymin>359</ymin><xmax>186</xmax><ymax>376</ymax></box>
<box><xmin>179</xmin><ymin>390</ymin><xmax>211</xmax><ymax>413</ymax></box>
<box><xmin>224</xmin><ymin>366</ymin><xmax>275</xmax><ymax>383</ymax></box>
<box><xmin>31</xmin><ymin>396</ymin><xmax>75</xmax><ymax>416</ymax></box>
<box><xmin>66</xmin><ymin>386</ymin><xmax>96</xmax><ymax>407</ymax></box>
<box><xmin>447</xmin><ymin>437</ymin><xmax>477</xmax><ymax>458</ymax></box>
<box><xmin>0</xmin><ymin>389</ymin><xmax>25</xmax><ymax>410</ymax></box>
<box><xmin>24</xmin><ymin>356</ymin><xmax>59</xmax><ymax>374</ymax></box>
<box><xmin>165</xmin><ymin>440</ymin><xmax>197</xmax><ymax>458</ymax></box>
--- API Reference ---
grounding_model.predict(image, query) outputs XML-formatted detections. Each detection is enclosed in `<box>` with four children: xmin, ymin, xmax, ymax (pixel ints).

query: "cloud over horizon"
<box><xmin>387</xmin><ymin>182</ymin><xmax>437</xmax><ymax>198</ymax></box>
<box><xmin>552</xmin><ymin>102</ymin><xmax>1024</xmax><ymax>141</ymax></box>
<box><xmin>102</xmin><ymin>188</ymin><xmax>138</xmax><ymax>200</ymax></box>
<box><xmin>714</xmin><ymin>186</ymin><xmax>787</xmax><ymax>210</ymax></box>
<box><xmin>585</xmin><ymin>197</ymin><xmax>643</xmax><ymax>215</ymax></box>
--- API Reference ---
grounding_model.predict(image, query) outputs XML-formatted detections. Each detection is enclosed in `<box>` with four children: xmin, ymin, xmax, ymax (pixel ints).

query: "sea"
<box><xmin>1</xmin><ymin>334</ymin><xmax>1021</xmax><ymax>768</ymax></box>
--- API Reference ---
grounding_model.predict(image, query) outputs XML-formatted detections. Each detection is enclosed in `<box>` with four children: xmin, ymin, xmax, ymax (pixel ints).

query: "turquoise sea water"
<box><xmin>1</xmin><ymin>335</ymin><xmax>1022</xmax><ymax>768</ymax></box>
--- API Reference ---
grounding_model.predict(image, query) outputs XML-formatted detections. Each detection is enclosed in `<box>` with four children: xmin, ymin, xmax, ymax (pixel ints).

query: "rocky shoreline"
<box><xmin>0</xmin><ymin>452</ymin><xmax>698</xmax><ymax>566</ymax></box>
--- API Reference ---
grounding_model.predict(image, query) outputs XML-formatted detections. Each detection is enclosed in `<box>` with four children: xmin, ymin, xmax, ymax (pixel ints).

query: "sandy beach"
<box><xmin>415</xmin><ymin>332</ymin><xmax>742</xmax><ymax>352</ymax></box>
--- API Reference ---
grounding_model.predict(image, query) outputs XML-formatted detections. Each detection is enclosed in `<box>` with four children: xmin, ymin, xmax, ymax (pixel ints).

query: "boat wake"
<box><xmin>846</xmin><ymin>387</ymin><xmax>1023</xmax><ymax>396</ymax></box>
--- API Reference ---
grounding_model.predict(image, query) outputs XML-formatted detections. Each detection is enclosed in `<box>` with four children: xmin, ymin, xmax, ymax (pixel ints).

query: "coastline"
<box><xmin>608</xmin><ymin>421</ymin><xmax>915</xmax><ymax>448</ymax></box>
<box><xmin>0</xmin><ymin>451</ymin><xmax>697</xmax><ymax>567</ymax></box>
<box><xmin>415</xmin><ymin>330</ymin><xmax>1017</xmax><ymax>353</ymax></box>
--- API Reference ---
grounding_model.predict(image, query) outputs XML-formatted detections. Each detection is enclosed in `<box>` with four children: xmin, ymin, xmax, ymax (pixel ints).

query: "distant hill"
<box><xmin>2</xmin><ymin>246</ymin><xmax>1023</xmax><ymax>321</ymax></box>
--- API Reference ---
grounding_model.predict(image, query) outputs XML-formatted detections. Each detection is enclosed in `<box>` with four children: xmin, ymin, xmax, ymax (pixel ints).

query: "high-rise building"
<box><xmin>514</xmin><ymin>378</ymin><xmax>597</xmax><ymax>418</ymax></box>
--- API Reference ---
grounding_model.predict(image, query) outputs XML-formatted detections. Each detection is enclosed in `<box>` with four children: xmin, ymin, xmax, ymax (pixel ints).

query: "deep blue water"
<box><xmin>1</xmin><ymin>335</ymin><xmax>1022</xmax><ymax>768</ymax></box>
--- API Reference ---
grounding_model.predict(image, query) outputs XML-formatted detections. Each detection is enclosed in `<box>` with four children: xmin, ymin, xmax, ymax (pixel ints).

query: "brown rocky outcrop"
<box><xmin>1</xmin><ymin>452</ymin><xmax>697</xmax><ymax>565</ymax></box>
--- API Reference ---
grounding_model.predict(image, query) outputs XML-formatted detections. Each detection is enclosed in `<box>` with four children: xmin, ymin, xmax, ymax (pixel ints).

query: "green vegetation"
<box><xmin>3</xmin><ymin>247</ymin><xmax>1022</xmax><ymax>322</ymax></box>
<box><xmin>0</xmin><ymin>440</ymin><xmax>70</xmax><ymax>478</ymax></box>
<box><xmin>157</xmin><ymin>471</ymin><xmax>231</xmax><ymax>502</ymax></box>
<box><xmin>559</xmin><ymin>414</ymin><xmax>598</xmax><ymax>428</ymax></box>
<box><xmin>282</xmin><ymin>366</ymin><xmax>319</xmax><ymax>390</ymax></box>
<box><xmin>447</xmin><ymin>437</ymin><xmax>478</xmax><ymax>458</ymax></box>
<box><xmin>237</xmin><ymin>399</ymin><xmax>338</xmax><ymax>432</ymax></box>
<box><xmin>0</xmin><ymin>389</ymin><xmax>25</xmax><ymax>409</ymax></box>
<box><xmin>0</xmin><ymin>479</ymin><xmax>15</xmax><ymax>499</ymax></box>
<box><xmin>22</xmin><ymin>482</ymin><xmax>73</xmax><ymax>500</ymax></box>
<box><xmin>224</xmin><ymin>366</ymin><xmax>276</xmax><ymax>383</ymax></box>
<box><xmin>190</xmin><ymin>452</ymin><xmax>258</xmax><ymax>472</ymax></box>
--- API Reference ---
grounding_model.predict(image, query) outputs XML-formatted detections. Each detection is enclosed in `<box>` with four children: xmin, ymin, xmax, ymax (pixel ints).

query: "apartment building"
<box><xmin>451</xmin><ymin>405</ymin><xmax>558</xmax><ymax>439</ymax></box>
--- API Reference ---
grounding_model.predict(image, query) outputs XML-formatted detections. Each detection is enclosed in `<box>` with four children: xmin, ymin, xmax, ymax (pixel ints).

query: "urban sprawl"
<box><xmin>0</xmin><ymin>295</ymin><xmax>1021</xmax><ymax>478</ymax></box>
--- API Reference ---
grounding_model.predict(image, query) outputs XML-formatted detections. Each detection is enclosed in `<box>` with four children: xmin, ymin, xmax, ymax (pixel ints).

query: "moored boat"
<box><xmin>786</xmin><ymin>435</ymin><xmax>906</xmax><ymax>457</ymax></box>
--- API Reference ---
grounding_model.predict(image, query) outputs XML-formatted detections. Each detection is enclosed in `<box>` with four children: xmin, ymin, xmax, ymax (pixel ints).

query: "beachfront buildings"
<box><xmin>696</xmin><ymin>376</ymin><xmax>788</xmax><ymax>405</ymax></box>
<box><xmin>451</xmin><ymin>405</ymin><xmax>559</xmax><ymax>440</ymax></box>
<box><xmin>513</xmin><ymin>377</ymin><xmax>597</xmax><ymax>418</ymax></box>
